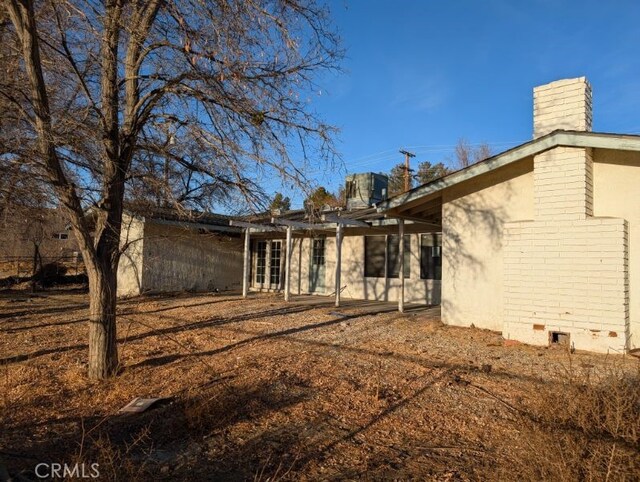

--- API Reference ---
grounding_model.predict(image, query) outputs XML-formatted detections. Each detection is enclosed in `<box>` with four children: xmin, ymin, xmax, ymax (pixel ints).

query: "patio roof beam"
<box><xmin>322</xmin><ymin>214</ymin><xmax>370</xmax><ymax>228</ymax></box>
<box><xmin>270</xmin><ymin>218</ymin><xmax>318</xmax><ymax>229</ymax></box>
<box><xmin>229</xmin><ymin>220</ymin><xmax>283</xmax><ymax>232</ymax></box>
<box><xmin>377</xmin><ymin>216</ymin><xmax>442</xmax><ymax>228</ymax></box>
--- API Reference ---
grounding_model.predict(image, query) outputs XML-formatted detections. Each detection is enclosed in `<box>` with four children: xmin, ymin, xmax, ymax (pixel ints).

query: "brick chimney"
<box><xmin>533</xmin><ymin>77</ymin><xmax>592</xmax><ymax>138</ymax></box>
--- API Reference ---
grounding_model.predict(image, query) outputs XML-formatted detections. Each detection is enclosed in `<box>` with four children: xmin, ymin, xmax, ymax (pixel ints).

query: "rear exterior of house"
<box><xmin>116</xmin><ymin>77</ymin><xmax>639</xmax><ymax>355</ymax></box>
<box><xmin>383</xmin><ymin>77</ymin><xmax>640</xmax><ymax>354</ymax></box>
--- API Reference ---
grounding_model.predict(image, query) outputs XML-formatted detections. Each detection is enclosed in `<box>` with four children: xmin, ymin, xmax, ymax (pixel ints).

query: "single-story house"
<box><xmin>378</xmin><ymin>77</ymin><xmax>639</xmax><ymax>354</ymax></box>
<box><xmin>118</xmin><ymin>77</ymin><xmax>639</xmax><ymax>355</ymax></box>
<box><xmin>117</xmin><ymin>206</ymin><xmax>244</xmax><ymax>296</ymax></box>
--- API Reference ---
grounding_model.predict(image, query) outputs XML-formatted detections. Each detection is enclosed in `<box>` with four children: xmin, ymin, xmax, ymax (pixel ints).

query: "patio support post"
<box><xmin>335</xmin><ymin>223</ymin><xmax>343</xmax><ymax>307</ymax></box>
<box><xmin>242</xmin><ymin>228</ymin><xmax>251</xmax><ymax>298</ymax></box>
<box><xmin>398</xmin><ymin>219</ymin><xmax>405</xmax><ymax>313</ymax></box>
<box><xmin>284</xmin><ymin>225</ymin><xmax>293</xmax><ymax>301</ymax></box>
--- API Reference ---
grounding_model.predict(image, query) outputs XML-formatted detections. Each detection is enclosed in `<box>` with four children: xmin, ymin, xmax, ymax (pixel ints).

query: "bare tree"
<box><xmin>453</xmin><ymin>138</ymin><xmax>492</xmax><ymax>169</ymax></box>
<box><xmin>1</xmin><ymin>0</ymin><xmax>341</xmax><ymax>379</ymax></box>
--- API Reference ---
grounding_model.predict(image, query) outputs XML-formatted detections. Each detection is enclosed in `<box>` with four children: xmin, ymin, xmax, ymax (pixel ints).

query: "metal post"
<box><xmin>284</xmin><ymin>225</ymin><xmax>292</xmax><ymax>302</ymax></box>
<box><xmin>242</xmin><ymin>228</ymin><xmax>251</xmax><ymax>298</ymax></box>
<box><xmin>335</xmin><ymin>223</ymin><xmax>343</xmax><ymax>307</ymax></box>
<box><xmin>398</xmin><ymin>219</ymin><xmax>405</xmax><ymax>313</ymax></box>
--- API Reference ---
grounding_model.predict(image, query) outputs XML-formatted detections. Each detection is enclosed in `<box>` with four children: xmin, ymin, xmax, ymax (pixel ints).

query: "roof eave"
<box><xmin>377</xmin><ymin>130</ymin><xmax>640</xmax><ymax>213</ymax></box>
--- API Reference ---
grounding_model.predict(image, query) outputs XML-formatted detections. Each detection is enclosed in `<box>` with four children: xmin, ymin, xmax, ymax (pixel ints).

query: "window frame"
<box><xmin>364</xmin><ymin>234</ymin><xmax>411</xmax><ymax>279</ymax></box>
<box><xmin>420</xmin><ymin>233</ymin><xmax>442</xmax><ymax>281</ymax></box>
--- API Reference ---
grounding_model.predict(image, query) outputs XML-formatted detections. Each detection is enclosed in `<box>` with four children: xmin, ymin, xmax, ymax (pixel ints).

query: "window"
<box><xmin>364</xmin><ymin>235</ymin><xmax>410</xmax><ymax>278</ymax></box>
<box><xmin>386</xmin><ymin>235</ymin><xmax>411</xmax><ymax>279</ymax></box>
<box><xmin>269</xmin><ymin>241</ymin><xmax>282</xmax><ymax>286</ymax></box>
<box><xmin>420</xmin><ymin>233</ymin><xmax>442</xmax><ymax>280</ymax></box>
<box><xmin>364</xmin><ymin>236</ymin><xmax>386</xmax><ymax>277</ymax></box>
<box><xmin>255</xmin><ymin>241</ymin><xmax>267</xmax><ymax>284</ymax></box>
<box><xmin>53</xmin><ymin>233</ymin><xmax>69</xmax><ymax>240</ymax></box>
<box><xmin>311</xmin><ymin>238</ymin><xmax>325</xmax><ymax>266</ymax></box>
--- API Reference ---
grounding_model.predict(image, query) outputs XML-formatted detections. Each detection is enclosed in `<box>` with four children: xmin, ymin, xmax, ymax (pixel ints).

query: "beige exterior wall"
<box><xmin>117</xmin><ymin>216</ymin><xmax>243</xmax><ymax>297</ymax></box>
<box><xmin>117</xmin><ymin>214</ymin><xmax>145</xmax><ymax>297</ymax></box>
<box><xmin>286</xmin><ymin>232</ymin><xmax>441</xmax><ymax>305</ymax></box>
<box><xmin>593</xmin><ymin>149</ymin><xmax>640</xmax><ymax>350</ymax></box>
<box><xmin>441</xmin><ymin>159</ymin><xmax>535</xmax><ymax>331</ymax></box>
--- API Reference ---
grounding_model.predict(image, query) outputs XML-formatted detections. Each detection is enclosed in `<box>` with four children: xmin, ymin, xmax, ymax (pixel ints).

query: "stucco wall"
<box><xmin>141</xmin><ymin>221</ymin><xmax>243</xmax><ymax>293</ymax></box>
<box><xmin>593</xmin><ymin>149</ymin><xmax>640</xmax><ymax>350</ymax></box>
<box><xmin>441</xmin><ymin>158</ymin><xmax>535</xmax><ymax>331</ymax></box>
<box><xmin>117</xmin><ymin>214</ymin><xmax>145</xmax><ymax>297</ymax></box>
<box><xmin>288</xmin><ymin>232</ymin><xmax>441</xmax><ymax>304</ymax></box>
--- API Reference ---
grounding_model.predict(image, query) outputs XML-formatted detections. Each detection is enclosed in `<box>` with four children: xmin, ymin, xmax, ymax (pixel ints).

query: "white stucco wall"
<box><xmin>441</xmin><ymin>159</ymin><xmax>535</xmax><ymax>331</ymax></box>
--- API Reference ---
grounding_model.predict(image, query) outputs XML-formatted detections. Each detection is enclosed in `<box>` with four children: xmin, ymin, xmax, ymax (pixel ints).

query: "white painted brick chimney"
<box><xmin>503</xmin><ymin>77</ymin><xmax>629</xmax><ymax>354</ymax></box>
<box><xmin>533</xmin><ymin>77</ymin><xmax>592</xmax><ymax>138</ymax></box>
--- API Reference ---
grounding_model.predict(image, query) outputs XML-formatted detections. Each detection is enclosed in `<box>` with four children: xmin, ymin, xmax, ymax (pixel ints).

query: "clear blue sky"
<box><xmin>302</xmin><ymin>0</ymin><xmax>640</xmax><ymax>198</ymax></box>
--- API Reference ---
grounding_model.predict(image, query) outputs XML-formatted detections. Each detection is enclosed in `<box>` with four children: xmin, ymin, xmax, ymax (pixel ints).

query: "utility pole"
<box><xmin>399</xmin><ymin>149</ymin><xmax>415</xmax><ymax>192</ymax></box>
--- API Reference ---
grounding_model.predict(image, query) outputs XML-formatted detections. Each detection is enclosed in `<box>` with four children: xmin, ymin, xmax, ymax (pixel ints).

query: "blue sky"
<box><xmin>298</xmin><ymin>0</ymin><xmax>640</xmax><ymax>199</ymax></box>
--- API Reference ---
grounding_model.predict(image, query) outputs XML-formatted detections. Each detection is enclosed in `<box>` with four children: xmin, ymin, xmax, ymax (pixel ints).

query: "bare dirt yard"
<box><xmin>1</xmin><ymin>288</ymin><xmax>639</xmax><ymax>481</ymax></box>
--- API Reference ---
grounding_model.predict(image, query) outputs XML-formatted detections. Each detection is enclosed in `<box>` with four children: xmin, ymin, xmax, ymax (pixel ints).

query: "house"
<box><xmin>235</xmin><ymin>77</ymin><xmax>638</xmax><ymax>354</ymax></box>
<box><xmin>117</xmin><ymin>77</ymin><xmax>639</xmax><ymax>355</ymax></box>
<box><xmin>378</xmin><ymin>77</ymin><xmax>639</xmax><ymax>354</ymax></box>
<box><xmin>117</xmin><ymin>206</ymin><xmax>244</xmax><ymax>296</ymax></box>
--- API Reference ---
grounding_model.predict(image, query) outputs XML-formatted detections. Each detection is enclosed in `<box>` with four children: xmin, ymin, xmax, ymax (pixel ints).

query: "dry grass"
<box><xmin>499</xmin><ymin>362</ymin><xmax>640</xmax><ymax>481</ymax></box>
<box><xmin>1</xmin><ymin>288</ymin><xmax>639</xmax><ymax>481</ymax></box>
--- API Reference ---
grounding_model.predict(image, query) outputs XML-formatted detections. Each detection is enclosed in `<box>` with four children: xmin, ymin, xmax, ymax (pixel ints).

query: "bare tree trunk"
<box><xmin>31</xmin><ymin>243</ymin><xmax>39</xmax><ymax>293</ymax></box>
<box><xmin>87</xmin><ymin>261</ymin><xmax>119</xmax><ymax>379</ymax></box>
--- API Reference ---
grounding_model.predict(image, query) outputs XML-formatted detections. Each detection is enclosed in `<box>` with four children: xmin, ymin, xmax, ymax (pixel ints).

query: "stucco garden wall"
<box><xmin>117</xmin><ymin>216</ymin><xmax>243</xmax><ymax>296</ymax></box>
<box><xmin>142</xmin><ymin>222</ymin><xmax>243</xmax><ymax>293</ymax></box>
<box><xmin>117</xmin><ymin>214</ymin><xmax>145</xmax><ymax>297</ymax></box>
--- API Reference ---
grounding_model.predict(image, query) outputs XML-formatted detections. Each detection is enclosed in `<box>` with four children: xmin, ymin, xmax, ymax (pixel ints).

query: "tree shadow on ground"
<box><xmin>2</xmin><ymin>379</ymin><xmax>311</xmax><ymax>481</ymax></box>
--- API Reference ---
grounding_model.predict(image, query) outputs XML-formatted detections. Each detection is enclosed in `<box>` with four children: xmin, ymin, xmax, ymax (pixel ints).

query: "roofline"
<box><xmin>143</xmin><ymin>217</ymin><xmax>240</xmax><ymax>234</ymax></box>
<box><xmin>376</xmin><ymin>130</ymin><xmax>640</xmax><ymax>212</ymax></box>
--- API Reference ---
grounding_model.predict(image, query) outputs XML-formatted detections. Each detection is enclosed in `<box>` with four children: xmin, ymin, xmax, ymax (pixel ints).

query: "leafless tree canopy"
<box><xmin>453</xmin><ymin>138</ymin><xmax>492</xmax><ymax>169</ymax></box>
<box><xmin>1</xmin><ymin>0</ymin><xmax>341</xmax><ymax>213</ymax></box>
<box><xmin>1</xmin><ymin>0</ymin><xmax>342</xmax><ymax>378</ymax></box>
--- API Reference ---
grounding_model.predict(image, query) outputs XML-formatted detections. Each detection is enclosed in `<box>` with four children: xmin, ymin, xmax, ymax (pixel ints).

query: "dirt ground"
<box><xmin>1</xmin><ymin>288</ymin><xmax>639</xmax><ymax>481</ymax></box>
